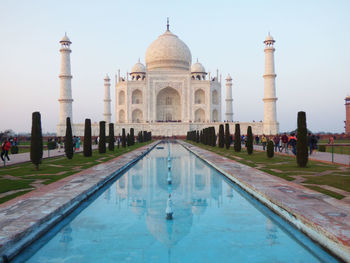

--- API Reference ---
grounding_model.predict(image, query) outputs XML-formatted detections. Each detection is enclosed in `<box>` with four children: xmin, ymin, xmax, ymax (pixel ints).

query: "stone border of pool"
<box><xmin>180</xmin><ymin>141</ymin><xmax>350</xmax><ymax>263</ymax></box>
<box><xmin>0</xmin><ymin>141</ymin><xmax>159</xmax><ymax>262</ymax></box>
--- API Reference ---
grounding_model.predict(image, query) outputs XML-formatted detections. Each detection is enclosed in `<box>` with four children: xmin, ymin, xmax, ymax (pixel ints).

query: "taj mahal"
<box><xmin>57</xmin><ymin>21</ymin><xmax>279</xmax><ymax>137</ymax></box>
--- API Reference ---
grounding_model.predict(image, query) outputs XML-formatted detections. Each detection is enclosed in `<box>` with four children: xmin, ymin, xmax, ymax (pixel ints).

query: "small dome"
<box><xmin>191</xmin><ymin>61</ymin><xmax>206</xmax><ymax>73</ymax></box>
<box><xmin>145</xmin><ymin>30</ymin><xmax>192</xmax><ymax>71</ymax></box>
<box><xmin>131</xmin><ymin>61</ymin><xmax>146</xmax><ymax>73</ymax></box>
<box><xmin>225</xmin><ymin>74</ymin><xmax>232</xmax><ymax>81</ymax></box>
<box><xmin>60</xmin><ymin>33</ymin><xmax>71</xmax><ymax>43</ymax></box>
<box><xmin>265</xmin><ymin>34</ymin><xmax>274</xmax><ymax>41</ymax></box>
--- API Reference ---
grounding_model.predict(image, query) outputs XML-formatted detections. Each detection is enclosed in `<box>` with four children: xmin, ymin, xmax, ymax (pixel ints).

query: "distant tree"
<box><xmin>196</xmin><ymin>130</ymin><xmax>200</xmax><ymax>143</ymax></box>
<box><xmin>138</xmin><ymin>131</ymin><xmax>143</xmax><ymax>143</ymax></box>
<box><xmin>225</xmin><ymin>123</ymin><xmax>230</xmax><ymax>150</ymax></box>
<box><xmin>211</xmin><ymin>127</ymin><xmax>216</xmax><ymax>147</ymax></box>
<box><xmin>296</xmin><ymin>111</ymin><xmax>308</xmax><ymax>167</ymax></box>
<box><xmin>64</xmin><ymin>117</ymin><xmax>74</xmax><ymax>159</ymax></box>
<box><xmin>83</xmin><ymin>119</ymin><xmax>92</xmax><ymax>157</ymax></box>
<box><xmin>267</xmin><ymin>140</ymin><xmax>274</xmax><ymax>158</ymax></box>
<box><xmin>122</xmin><ymin>128</ymin><xmax>126</xmax><ymax>147</ymax></box>
<box><xmin>98</xmin><ymin>121</ymin><xmax>106</xmax><ymax>153</ymax></box>
<box><xmin>108</xmin><ymin>123</ymin><xmax>115</xmax><ymax>151</ymax></box>
<box><xmin>127</xmin><ymin>133</ymin><xmax>131</xmax><ymax>146</ymax></box>
<box><xmin>234</xmin><ymin>124</ymin><xmax>241</xmax><ymax>152</ymax></box>
<box><xmin>30</xmin><ymin>112</ymin><xmax>43</xmax><ymax>170</ymax></box>
<box><xmin>218</xmin><ymin>124</ymin><xmax>224</xmax><ymax>148</ymax></box>
<box><xmin>247</xmin><ymin>126</ymin><xmax>253</xmax><ymax>155</ymax></box>
<box><xmin>130</xmin><ymin>128</ymin><xmax>135</xmax><ymax>145</ymax></box>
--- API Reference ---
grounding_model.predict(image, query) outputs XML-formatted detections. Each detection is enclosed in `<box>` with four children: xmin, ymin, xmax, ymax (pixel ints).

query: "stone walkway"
<box><xmin>254</xmin><ymin>145</ymin><xmax>350</xmax><ymax>166</ymax></box>
<box><xmin>182</xmin><ymin>141</ymin><xmax>350</xmax><ymax>262</ymax></box>
<box><xmin>0</xmin><ymin>141</ymin><xmax>159</xmax><ymax>262</ymax></box>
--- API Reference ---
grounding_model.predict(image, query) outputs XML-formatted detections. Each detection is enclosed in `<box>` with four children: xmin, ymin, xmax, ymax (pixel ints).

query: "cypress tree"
<box><xmin>234</xmin><ymin>123</ymin><xmax>241</xmax><ymax>152</ymax></box>
<box><xmin>196</xmin><ymin>130</ymin><xmax>199</xmax><ymax>143</ymax></box>
<box><xmin>296</xmin><ymin>111</ymin><xmax>308</xmax><ymax>167</ymax></box>
<box><xmin>127</xmin><ymin>133</ymin><xmax>131</xmax><ymax>146</ymax></box>
<box><xmin>122</xmin><ymin>128</ymin><xmax>126</xmax><ymax>147</ymax></box>
<box><xmin>130</xmin><ymin>128</ymin><xmax>135</xmax><ymax>145</ymax></box>
<box><xmin>98</xmin><ymin>121</ymin><xmax>106</xmax><ymax>153</ymax></box>
<box><xmin>267</xmin><ymin>140</ymin><xmax>274</xmax><ymax>158</ymax></box>
<box><xmin>30</xmin><ymin>112</ymin><xmax>43</xmax><ymax>170</ymax></box>
<box><xmin>211</xmin><ymin>127</ymin><xmax>216</xmax><ymax>147</ymax></box>
<box><xmin>225</xmin><ymin>123</ymin><xmax>230</xmax><ymax>150</ymax></box>
<box><xmin>218</xmin><ymin>124</ymin><xmax>224</xmax><ymax>148</ymax></box>
<box><xmin>65</xmin><ymin>117</ymin><xmax>74</xmax><ymax>159</ymax></box>
<box><xmin>247</xmin><ymin>126</ymin><xmax>253</xmax><ymax>155</ymax></box>
<box><xmin>108</xmin><ymin>123</ymin><xmax>115</xmax><ymax>151</ymax></box>
<box><xmin>83</xmin><ymin>119</ymin><xmax>92</xmax><ymax>157</ymax></box>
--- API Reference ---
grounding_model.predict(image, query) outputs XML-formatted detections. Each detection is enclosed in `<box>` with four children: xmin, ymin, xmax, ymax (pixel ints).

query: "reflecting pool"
<box><xmin>14</xmin><ymin>143</ymin><xmax>338</xmax><ymax>262</ymax></box>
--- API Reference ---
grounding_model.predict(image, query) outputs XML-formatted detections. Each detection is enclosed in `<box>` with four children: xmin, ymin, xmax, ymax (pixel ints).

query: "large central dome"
<box><xmin>145</xmin><ymin>30</ymin><xmax>192</xmax><ymax>71</ymax></box>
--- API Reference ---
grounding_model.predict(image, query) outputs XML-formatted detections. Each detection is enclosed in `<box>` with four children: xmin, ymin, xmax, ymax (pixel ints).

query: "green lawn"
<box><xmin>186</xmin><ymin>141</ymin><xmax>350</xmax><ymax>200</ymax></box>
<box><xmin>0</xmin><ymin>141</ymin><xmax>152</xmax><ymax>204</ymax></box>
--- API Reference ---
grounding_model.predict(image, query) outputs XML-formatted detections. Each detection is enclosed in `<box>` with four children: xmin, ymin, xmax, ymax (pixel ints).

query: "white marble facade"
<box><xmin>57</xmin><ymin>25</ymin><xmax>278</xmax><ymax>137</ymax></box>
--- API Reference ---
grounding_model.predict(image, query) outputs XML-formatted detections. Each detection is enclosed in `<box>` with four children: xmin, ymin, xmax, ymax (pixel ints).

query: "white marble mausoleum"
<box><xmin>57</xmin><ymin>22</ymin><xmax>279</xmax><ymax>137</ymax></box>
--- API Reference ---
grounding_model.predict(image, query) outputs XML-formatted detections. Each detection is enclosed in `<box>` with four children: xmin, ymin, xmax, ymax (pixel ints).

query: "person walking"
<box><xmin>261</xmin><ymin>134</ymin><xmax>267</xmax><ymax>150</ymax></box>
<box><xmin>280</xmin><ymin>133</ymin><xmax>289</xmax><ymax>153</ymax></box>
<box><xmin>273</xmin><ymin>135</ymin><xmax>280</xmax><ymax>152</ymax></box>
<box><xmin>75</xmin><ymin>137</ymin><xmax>81</xmax><ymax>151</ymax></box>
<box><xmin>307</xmin><ymin>133</ymin><xmax>313</xmax><ymax>155</ymax></box>
<box><xmin>255</xmin><ymin>135</ymin><xmax>260</xmax><ymax>145</ymax></box>
<box><xmin>1</xmin><ymin>140</ymin><xmax>11</xmax><ymax>162</ymax></box>
<box><xmin>288</xmin><ymin>133</ymin><xmax>297</xmax><ymax>155</ymax></box>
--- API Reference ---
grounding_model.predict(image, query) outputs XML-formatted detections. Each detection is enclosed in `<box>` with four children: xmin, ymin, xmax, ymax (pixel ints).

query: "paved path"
<box><xmin>182</xmin><ymin>141</ymin><xmax>350</xmax><ymax>262</ymax></box>
<box><xmin>254</xmin><ymin>145</ymin><xmax>350</xmax><ymax>166</ymax></box>
<box><xmin>1</xmin><ymin>146</ymin><xmax>98</xmax><ymax>167</ymax></box>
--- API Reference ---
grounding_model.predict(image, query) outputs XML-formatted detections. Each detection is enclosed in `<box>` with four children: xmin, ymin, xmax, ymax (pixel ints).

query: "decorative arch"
<box><xmin>132</xmin><ymin>109</ymin><xmax>143</xmax><ymax>123</ymax></box>
<box><xmin>194</xmin><ymin>108</ymin><xmax>205</xmax><ymax>122</ymax></box>
<box><xmin>212</xmin><ymin>109</ymin><xmax>219</xmax><ymax>122</ymax></box>
<box><xmin>119</xmin><ymin>90</ymin><xmax>125</xmax><ymax>105</ymax></box>
<box><xmin>212</xmin><ymin>90</ymin><xmax>219</xmax><ymax>105</ymax></box>
<box><xmin>132</xmin><ymin>89</ymin><xmax>143</xmax><ymax>104</ymax></box>
<box><xmin>194</xmin><ymin>89</ymin><xmax>205</xmax><ymax>104</ymax></box>
<box><xmin>119</xmin><ymin>110</ymin><xmax>125</xmax><ymax>123</ymax></box>
<box><xmin>156</xmin><ymin>87</ymin><xmax>181</xmax><ymax>121</ymax></box>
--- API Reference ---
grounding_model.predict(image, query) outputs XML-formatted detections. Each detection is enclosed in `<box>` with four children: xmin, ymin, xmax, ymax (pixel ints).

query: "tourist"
<box><xmin>280</xmin><ymin>133</ymin><xmax>288</xmax><ymax>153</ymax></box>
<box><xmin>273</xmin><ymin>135</ymin><xmax>280</xmax><ymax>152</ymax></box>
<box><xmin>307</xmin><ymin>133</ymin><xmax>313</xmax><ymax>155</ymax></box>
<box><xmin>75</xmin><ymin>137</ymin><xmax>81</xmax><ymax>151</ymax></box>
<box><xmin>255</xmin><ymin>135</ymin><xmax>260</xmax><ymax>145</ymax></box>
<box><xmin>261</xmin><ymin>134</ymin><xmax>267</xmax><ymax>150</ymax></box>
<box><xmin>288</xmin><ymin>133</ymin><xmax>297</xmax><ymax>155</ymax></box>
<box><xmin>1</xmin><ymin>140</ymin><xmax>11</xmax><ymax>162</ymax></box>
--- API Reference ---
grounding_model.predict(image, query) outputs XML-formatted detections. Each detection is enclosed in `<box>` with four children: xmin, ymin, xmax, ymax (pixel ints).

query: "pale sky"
<box><xmin>0</xmin><ymin>0</ymin><xmax>349</xmax><ymax>134</ymax></box>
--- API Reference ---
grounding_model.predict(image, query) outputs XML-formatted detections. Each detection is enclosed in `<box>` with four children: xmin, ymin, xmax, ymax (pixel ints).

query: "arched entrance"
<box><xmin>212</xmin><ymin>109</ymin><xmax>219</xmax><ymax>122</ymax></box>
<box><xmin>194</xmin><ymin>108</ymin><xmax>205</xmax><ymax>122</ymax></box>
<box><xmin>156</xmin><ymin>87</ymin><xmax>181</xmax><ymax>121</ymax></box>
<box><xmin>132</xmin><ymin>109</ymin><xmax>143</xmax><ymax>123</ymax></box>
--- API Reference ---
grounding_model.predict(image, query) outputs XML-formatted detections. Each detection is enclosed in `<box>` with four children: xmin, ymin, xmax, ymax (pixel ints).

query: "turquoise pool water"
<box><xmin>14</xmin><ymin>143</ymin><xmax>338</xmax><ymax>262</ymax></box>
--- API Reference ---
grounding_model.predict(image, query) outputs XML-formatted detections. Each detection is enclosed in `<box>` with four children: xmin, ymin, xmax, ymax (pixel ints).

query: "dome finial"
<box><xmin>138</xmin><ymin>57</ymin><xmax>140</xmax><ymax>63</ymax></box>
<box><xmin>167</xmin><ymin>17</ymin><xmax>169</xmax><ymax>31</ymax></box>
<box><xmin>196</xmin><ymin>58</ymin><xmax>198</xmax><ymax>63</ymax></box>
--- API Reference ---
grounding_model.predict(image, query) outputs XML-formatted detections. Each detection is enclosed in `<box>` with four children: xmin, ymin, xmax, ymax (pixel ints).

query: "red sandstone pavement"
<box><xmin>254</xmin><ymin>145</ymin><xmax>350</xmax><ymax>166</ymax></box>
<box><xmin>182</xmin><ymin>141</ymin><xmax>350</xmax><ymax>262</ymax></box>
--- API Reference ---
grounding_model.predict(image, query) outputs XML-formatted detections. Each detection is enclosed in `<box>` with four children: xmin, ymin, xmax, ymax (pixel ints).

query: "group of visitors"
<box><xmin>254</xmin><ymin>132</ymin><xmax>319</xmax><ymax>155</ymax></box>
<box><xmin>0</xmin><ymin>139</ymin><xmax>12</xmax><ymax>162</ymax></box>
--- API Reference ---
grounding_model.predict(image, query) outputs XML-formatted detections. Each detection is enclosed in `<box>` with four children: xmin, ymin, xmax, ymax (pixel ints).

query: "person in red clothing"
<box><xmin>288</xmin><ymin>133</ymin><xmax>297</xmax><ymax>155</ymax></box>
<box><xmin>1</xmin><ymin>140</ymin><xmax>11</xmax><ymax>162</ymax></box>
<box><xmin>280</xmin><ymin>133</ymin><xmax>289</xmax><ymax>153</ymax></box>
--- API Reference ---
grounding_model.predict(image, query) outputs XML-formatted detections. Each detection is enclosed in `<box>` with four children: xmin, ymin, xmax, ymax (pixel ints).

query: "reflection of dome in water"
<box><xmin>146</xmin><ymin>199</ymin><xmax>193</xmax><ymax>247</ymax></box>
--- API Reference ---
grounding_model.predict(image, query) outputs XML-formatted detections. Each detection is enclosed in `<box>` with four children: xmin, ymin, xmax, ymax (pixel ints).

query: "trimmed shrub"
<box><xmin>122</xmin><ymin>129</ymin><xmax>126</xmax><ymax>147</ymax></box>
<box><xmin>98</xmin><ymin>121</ymin><xmax>106</xmax><ymax>153</ymax></box>
<box><xmin>196</xmin><ymin>130</ymin><xmax>200</xmax><ymax>143</ymax></box>
<box><xmin>318</xmin><ymin>145</ymin><xmax>326</xmax><ymax>152</ymax></box>
<box><xmin>296</xmin><ymin>111</ymin><xmax>308</xmax><ymax>167</ymax></box>
<box><xmin>10</xmin><ymin>145</ymin><xmax>19</xmax><ymax>154</ymax></box>
<box><xmin>64</xmin><ymin>117</ymin><xmax>73</xmax><ymax>160</ymax></box>
<box><xmin>130</xmin><ymin>128</ymin><xmax>135</xmax><ymax>145</ymax></box>
<box><xmin>211</xmin><ymin>127</ymin><xmax>216</xmax><ymax>147</ymax></box>
<box><xmin>30</xmin><ymin>112</ymin><xmax>43</xmax><ymax>169</ymax></box>
<box><xmin>247</xmin><ymin>126</ymin><xmax>253</xmax><ymax>155</ymax></box>
<box><xmin>84</xmin><ymin>119</ymin><xmax>92</xmax><ymax>157</ymax></box>
<box><xmin>225</xmin><ymin>123</ymin><xmax>230</xmax><ymax>150</ymax></box>
<box><xmin>108</xmin><ymin>123</ymin><xmax>115</xmax><ymax>151</ymax></box>
<box><xmin>127</xmin><ymin>133</ymin><xmax>131</xmax><ymax>146</ymax></box>
<box><xmin>47</xmin><ymin>141</ymin><xmax>57</xmax><ymax>150</ymax></box>
<box><xmin>218</xmin><ymin>124</ymin><xmax>224</xmax><ymax>148</ymax></box>
<box><xmin>234</xmin><ymin>124</ymin><xmax>241</xmax><ymax>152</ymax></box>
<box><xmin>267</xmin><ymin>140</ymin><xmax>274</xmax><ymax>158</ymax></box>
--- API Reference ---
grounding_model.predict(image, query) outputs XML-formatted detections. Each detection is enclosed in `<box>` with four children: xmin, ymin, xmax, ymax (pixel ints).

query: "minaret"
<box><xmin>225</xmin><ymin>74</ymin><xmax>233</xmax><ymax>122</ymax></box>
<box><xmin>58</xmin><ymin>33</ymin><xmax>73</xmax><ymax>126</ymax></box>
<box><xmin>103</xmin><ymin>74</ymin><xmax>112</xmax><ymax>123</ymax></box>
<box><xmin>345</xmin><ymin>96</ymin><xmax>350</xmax><ymax>134</ymax></box>
<box><xmin>263</xmin><ymin>33</ymin><xmax>279</xmax><ymax>134</ymax></box>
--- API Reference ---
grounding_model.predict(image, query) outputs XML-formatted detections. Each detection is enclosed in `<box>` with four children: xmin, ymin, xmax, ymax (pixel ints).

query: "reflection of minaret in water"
<box><xmin>60</xmin><ymin>224</ymin><xmax>73</xmax><ymax>248</ymax></box>
<box><xmin>266</xmin><ymin>218</ymin><xmax>278</xmax><ymax>245</ymax></box>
